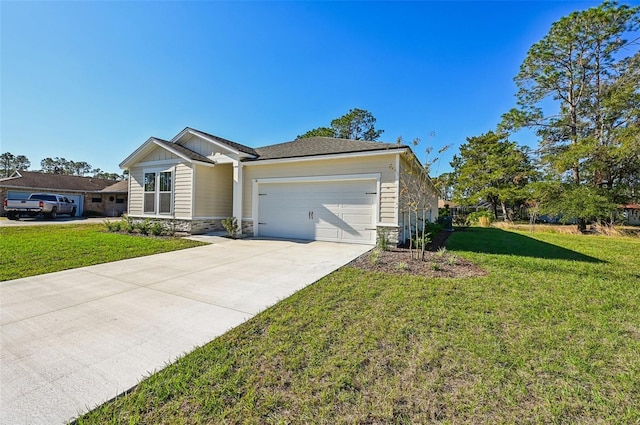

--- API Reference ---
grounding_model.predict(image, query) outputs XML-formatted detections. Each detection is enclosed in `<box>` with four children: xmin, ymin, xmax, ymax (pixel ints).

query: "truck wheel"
<box><xmin>48</xmin><ymin>208</ymin><xmax>57</xmax><ymax>220</ymax></box>
<box><xmin>7</xmin><ymin>212</ymin><xmax>17</xmax><ymax>220</ymax></box>
<box><xmin>70</xmin><ymin>207</ymin><xmax>76</xmax><ymax>217</ymax></box>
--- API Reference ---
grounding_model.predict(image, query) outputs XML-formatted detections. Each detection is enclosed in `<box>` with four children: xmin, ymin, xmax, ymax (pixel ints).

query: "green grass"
<box><xmin>0</xmin><ymin>224</ymin><xmax>205</xmax><ymax>281</ymax></box>
<box><xmin>76</xmin><ymin>228</ymin><xmax>640</xmax><ymax>424</ymax></box>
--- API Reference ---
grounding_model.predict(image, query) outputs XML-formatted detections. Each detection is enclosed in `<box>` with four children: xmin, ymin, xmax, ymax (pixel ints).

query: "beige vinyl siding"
<box><xmin>129</xmin><ymin>163</ymin><xmax>192</xmax><ymax>218</ymax></box>
<box><xmin>128</xmin><ymin>167</ymin><xmax>144</xmax><ymax>215</ymax></box>
<box><xmin>243</xmin><ymin>154</ymin><xmax>398</xmax><ymax>224</ymax></box>
<box><xmin>174</xmin><ymin>164</ymin><xmax>193</xmax><ymax>218</ymax></box>
<box><xmin>193</xmin><ymin>164</ymin><xmax>233</xmax><ymax>218</ymax></box>
<box><xmin>380</xmin><ymin>182</ymin><xmax>397</xmax><ymax>222</ymax></box>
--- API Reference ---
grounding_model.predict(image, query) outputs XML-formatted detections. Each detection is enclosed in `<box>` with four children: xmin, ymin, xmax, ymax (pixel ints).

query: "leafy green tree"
<box><xmin>330</xmin><ymin>108</ymin><xmax>384</xmax><ymax>140</ymax></box>
<box><xmin>1</xmin><ymin>152</ymin><xmax>31</xmax><ymax>177</ymax></box>
<box><xmin>93</xmin><ymin>169</ymin><xmax>123</xmax><ymax>180</ymax></box>
<box><xmin>69</xmin><ymin>161</ymin><xmax>92</xmax><ymax>176</ymax></box>
<box><xmin>297</xmin><ymin>127</ymin><xmax>335</xmax><ymax>139</ymax></box>
<box><xmin>432</xmin><ymin>172</ymin><xmax>456</xmax><ymax>200</ymax></box>
<box><xmin>530</xmin><ymin>181</ymin><xmax>618</xmax><ymax>224</ymax></box>
<box><xmin>501</xmin><ymin>1</ymin><xmax>639</xmax><ymax>229</ymax></box>
<box><xmin>41</xmin><ymin>157</ymin><xmax>70</xmax><ymax>174</ymax></box>
<box><xmin>451</xmin><ymin>131</ymin><xmax>536</xmax><ymax>220</ymax></box>
<box><xmin>298</xmin><ymin>108</ymin><xmax>384</xmax><ymax>141</ymax></box>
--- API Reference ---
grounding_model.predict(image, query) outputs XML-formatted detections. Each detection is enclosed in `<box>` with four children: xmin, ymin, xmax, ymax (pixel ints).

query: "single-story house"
<box><xmin>0</xmin><ymin>171</ymin><xmax>128</xmax><ymax>217</ymax></box>
<box><xmin>120</xmin><ymin>127</ymin><xmax>439</xmax><ymax>245</ymax></box>
<box><xmin>623</xmin><ymin>203</ymin><xmax>640</xmax><ymax>225</ymax></box>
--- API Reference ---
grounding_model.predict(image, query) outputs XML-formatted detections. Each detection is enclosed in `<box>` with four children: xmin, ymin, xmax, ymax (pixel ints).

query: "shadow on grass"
<box><xmin>447</xmin><ymin>227</ymin><xmax>604</xmax><ymax>263</ymax></box>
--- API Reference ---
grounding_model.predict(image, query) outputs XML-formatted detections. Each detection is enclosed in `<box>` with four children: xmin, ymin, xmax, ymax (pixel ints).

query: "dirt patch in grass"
<box><xmin>349</xmin><ymin>230</ymin><xmax>487</xmax><ymax>278</ymax></box>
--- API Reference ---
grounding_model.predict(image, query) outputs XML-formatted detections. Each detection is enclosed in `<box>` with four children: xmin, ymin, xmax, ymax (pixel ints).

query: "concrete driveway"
<box><xmin>0</xmin><ymin>238</ymin><xmax>371</xmax><ymax>424</ymax></box>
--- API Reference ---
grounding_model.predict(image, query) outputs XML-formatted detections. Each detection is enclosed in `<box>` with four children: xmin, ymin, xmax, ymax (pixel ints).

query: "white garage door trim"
<box><xmin>252</xmin><ymin>174</ymin><xmax>380</xmax><ymax>244</ymax></box>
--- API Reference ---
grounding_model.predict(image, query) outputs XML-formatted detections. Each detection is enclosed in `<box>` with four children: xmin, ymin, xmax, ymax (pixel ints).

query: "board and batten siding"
<box><xmin>182</xmin><ymin>134</ymin><xmax>237</xmax><ymax>157</ymax></box>
<box><xmin>193</xmin><ymin>164</ymin><xmax>233</xmax><ymax>218</ymax></box>
<box><xmin>139</xmin><ymin>146</ymin><xmax>180</xmax><ymax>163</ymax></box>
<box><xmin>243</xmin><ymin>153</ymin><xmax>399</xmax><ymax>224</ymax></box>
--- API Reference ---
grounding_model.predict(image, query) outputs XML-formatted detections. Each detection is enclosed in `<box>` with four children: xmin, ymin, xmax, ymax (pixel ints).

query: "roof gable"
<box><xmin>120</xmin><ymin>137</ymin><xmax>216</xmax><ymax>169</ymax></box>
<box><xmin>0</xmin><ymin>171</ymin><xmax>121</xmax><ymax>192</ymax></box>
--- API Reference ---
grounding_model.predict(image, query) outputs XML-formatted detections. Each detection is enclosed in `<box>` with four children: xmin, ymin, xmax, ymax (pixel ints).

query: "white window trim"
<box><xmin>142</xmin><ymin>167</ymin><xmax>175</xmax><ymax>217</ymax></box>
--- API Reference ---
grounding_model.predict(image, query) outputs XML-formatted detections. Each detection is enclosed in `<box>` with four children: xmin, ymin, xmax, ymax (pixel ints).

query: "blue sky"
<box><xmin>1</xmin><ymin>0</ymin><xmax>633</xmax><ymax>176</ymax></box>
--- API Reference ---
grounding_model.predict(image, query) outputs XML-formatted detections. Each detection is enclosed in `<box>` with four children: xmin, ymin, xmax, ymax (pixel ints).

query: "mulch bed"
<box><xmin>348</xmin><ymin>230</ymin><xmax>487</xmax><ymax>278</ymax></box>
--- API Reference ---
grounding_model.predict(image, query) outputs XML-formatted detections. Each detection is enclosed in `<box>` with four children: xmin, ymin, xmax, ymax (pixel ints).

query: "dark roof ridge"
<box><xmin>256</xmin><ymin>136</ymin><xmax>403</xmax><ymax>150</ymax></box>
<box><xmin>251</xmin><ymin>136</ymin><xmax>408</xmax><ymax>161</ymax></box>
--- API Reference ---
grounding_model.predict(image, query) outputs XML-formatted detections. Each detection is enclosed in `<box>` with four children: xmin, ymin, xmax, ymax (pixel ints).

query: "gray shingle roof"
<box><xmin>187</xmin><ymin>128</ymin><xmax>258</xmax><ymax>156</ymax></box>
<box><xmin>153</xmin><ymin>138</ymin><xmax>217</xmax><ymax>165</ymax></box>
<box><xmin>252</xmin><ymin>137</ymin><xmax>406</xmax><ymax>161</ymax></box>
<box><xmin>100</xmin><ymin>180</ymin><xmax>128</xmax><ymax>193</ymax></box>
<box><xmin>0</xmin><ymin>171</ymin><xmax>121</xmax><ymax>192</ymax></box>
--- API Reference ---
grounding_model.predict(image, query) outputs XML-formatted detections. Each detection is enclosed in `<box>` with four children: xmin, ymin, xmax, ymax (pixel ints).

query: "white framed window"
<box><xmin>143</xmin><ymin>168</ymin><xmax>173</xmax><ymax>215</ymax></box>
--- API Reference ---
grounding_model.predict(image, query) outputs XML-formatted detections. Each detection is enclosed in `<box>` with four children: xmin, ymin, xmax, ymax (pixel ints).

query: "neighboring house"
<box><xmin>120</xmin><ymin>127</ymin><xmax>439</xmax><ymax>245</ymax></box>
<box><xmin>91</xmin><ymin>180</ymin><xmax>129</xmax><ymax>217</ymax></box>
<box><xmin>0</xmin><ymin>171</ymin><xmax>128</xmax><ymax>217</ymax></box>
<box><xmin>623</xmin><ymin>203</ymin><xmax>640</xmax><ymax>225</ymax></box>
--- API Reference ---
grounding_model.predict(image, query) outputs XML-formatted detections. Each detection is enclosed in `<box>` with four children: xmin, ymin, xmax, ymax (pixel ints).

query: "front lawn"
<box><xmin>75</xmin><ymin>227</ymin><xmax>640</xmax><ymax>424</ymax></box>
<box><xmin>0</xmin><ymin>223</ymin><xmax>205</xmax><ymax>281</ymax></box>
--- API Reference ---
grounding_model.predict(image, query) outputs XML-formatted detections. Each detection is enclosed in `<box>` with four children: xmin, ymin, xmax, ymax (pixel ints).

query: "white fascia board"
<box><xmin>119</xmin><ymin>137</ymin><xmax>157</xmax><ymax>169</ymax></box>
<box><xmin>243</xmin><ymin>148</ymin><xmax>408</xmax><ymax>166</ymax></box>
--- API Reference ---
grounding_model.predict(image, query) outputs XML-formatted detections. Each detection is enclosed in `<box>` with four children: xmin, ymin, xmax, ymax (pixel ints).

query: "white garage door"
<box><xmin>257</xmin><ymin>180</ymin><xmax>377</xmax><ymax>244</ymax></box>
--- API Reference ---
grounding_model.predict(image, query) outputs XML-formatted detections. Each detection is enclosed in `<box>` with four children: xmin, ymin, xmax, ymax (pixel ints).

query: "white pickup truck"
<box><xmin>3</xmin><ymin>193</ymin><xmax>77</xmax><ymax>220</ymax></box>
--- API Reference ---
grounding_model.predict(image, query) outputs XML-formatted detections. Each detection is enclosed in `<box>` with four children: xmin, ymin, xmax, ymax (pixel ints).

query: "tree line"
<box><xmin>1</xmin><ymin>152</ymin><xmax>126</xmax><ymax>180</ymax></box>
<box><xmin>441</xmin><ymin>1</ymin><xmax>639</xmax><ymax>231</ymax></box>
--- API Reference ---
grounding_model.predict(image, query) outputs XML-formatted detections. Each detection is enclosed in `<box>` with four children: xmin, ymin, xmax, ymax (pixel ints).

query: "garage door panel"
<box><xmin>257</xmin><ymin>180</ymin><xmax>377</xmax><ymax>244</ymax></box>
<box><xmin>341</xmin><ymin>213</ymin><xmax>374</xmax><ymax>225</ymax></box>
<box><xmin>316</xmin><ymin>228</ymin><xmax>340</xmax><ymax>240</ymax></box>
